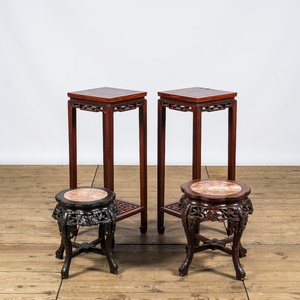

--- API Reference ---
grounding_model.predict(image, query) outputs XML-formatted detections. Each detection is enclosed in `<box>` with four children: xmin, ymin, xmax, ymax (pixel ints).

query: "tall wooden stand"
<box><xmin>157</xmin><ymin>87</ymin><xmax>237</xmax><ymax>233</ymax></box>
<box><xmin>68</xmin><ymin>87</ymin><xmax>147</xmax><ymax>233</ymax></box>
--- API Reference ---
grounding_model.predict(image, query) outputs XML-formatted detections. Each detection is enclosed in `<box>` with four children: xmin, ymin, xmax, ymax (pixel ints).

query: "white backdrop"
<box><xmin>1</xmin><ymin>0</ymin><xmax>299</xmax><ymax>165</ymax></box>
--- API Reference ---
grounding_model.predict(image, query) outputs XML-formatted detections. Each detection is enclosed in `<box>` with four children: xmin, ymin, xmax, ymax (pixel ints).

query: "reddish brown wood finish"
<box><xmin>157</xmin><ymin>87</ymin><xmax>238</xmax><ymax>233</ymax></box>
<box><xmin>228</xmin><ymin>100</ymin><xmax>237</xmax><ymax>180</ymax></box>
<box><xmin>103</xmin><ymin>106</ymin><xmax>114</xmax><ymax>191</ymax></box>
<box><xmin>68</xmin><ymin>87</ymin><xmax>147</xmax><ymax>103</ymax></box>
<box><xmin>157</xmin><ymin>100</ymin><xmax>166</xmax><ymax>233</ymax></box>
<box><xmin>68</xmin><ymin>87</ymin><xmax>147</xmax><ymax>233</ymax></box>
<box><xmin>158</xmin><ymin>87</ymin><xmax>237</xmax><ymax>103</ymax></box>
<box><xmin>193</xmin><ymin>106</ymin><xmax>202</xmax><ymax>180</ymax></box>
<box><xmin>68</xmin><ymin>101</ymin><xmax>77</xmax><ymax>188</ymax></box>
<box><xmin>139</xmin><ymin>102</ymin><xmax>148</xmax><ymax>233</ymax></box>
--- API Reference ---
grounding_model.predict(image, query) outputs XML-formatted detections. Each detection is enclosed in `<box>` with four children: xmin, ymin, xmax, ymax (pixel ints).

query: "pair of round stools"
<box><xmin>52</xmin><ymin>86</ymin><xmax>253</xmax><ymax>280</ymax></box>
<box><xmin>52</xmin><ymin>180</ymin><xmax>253</xmax><ymax>280</ymax></box>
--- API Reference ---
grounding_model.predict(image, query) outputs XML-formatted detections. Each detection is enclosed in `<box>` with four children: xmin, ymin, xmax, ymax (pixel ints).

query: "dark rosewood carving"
<box><xmin>67</xmin><ymin>87</ymin><xmax>147</xmax><ymax>233</ymax></box>
<box><xmin>52</xmin><ymin>187</ymin><xmax>118</xmax><ymax>279</ymax></box>
<box><xmin>157</xmin><ymin>87</ymin><xmax>238</xmax><ymax>233</ymax></box>
<box><xmin>178</xmin><ymin>179</ymin><xmax>253</xmax><ymax>281</ymax></box>
<box><xmin>179</xmin><ymin>195</ymin><xmax>253</xmax><ymax>224</ymax></box>
<box><xmin>52</xmin><ymin>201</ymin><xmax>118</xmax><ymax>227</ymax></box>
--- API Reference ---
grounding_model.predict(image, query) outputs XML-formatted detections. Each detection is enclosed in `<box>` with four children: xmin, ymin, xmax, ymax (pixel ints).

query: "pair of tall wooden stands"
<box><xmin>53</xmin><ymin>87</ymin><xmax>253</xmax><ymax>280</ymax></box>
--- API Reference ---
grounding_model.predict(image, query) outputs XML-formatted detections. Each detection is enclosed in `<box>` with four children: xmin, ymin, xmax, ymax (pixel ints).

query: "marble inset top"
<box><xmin>190</xmin><ymin>180</ymin><xmax>242</xmax><ymax>196</ymax></box>
<box><xmin>64</xmin><ymin>188</ymin><xmax>108</xmax><ymax>202</ymax></box>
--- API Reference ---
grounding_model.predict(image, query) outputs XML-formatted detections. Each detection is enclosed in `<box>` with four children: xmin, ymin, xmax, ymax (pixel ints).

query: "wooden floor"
<box><xmin>0</xmin><ymin>165</ymin><xmax>299</xmax><ymax>299</ymax></box>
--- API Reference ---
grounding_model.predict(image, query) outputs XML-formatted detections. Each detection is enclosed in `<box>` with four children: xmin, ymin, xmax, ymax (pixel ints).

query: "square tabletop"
<box><xmin>68</xmin><ymin>87</ymin><xmax>147</xmax><ymax>103</ymax></box>
<box><xmin>158</xmin><ymin>87</ymin><xmax>237</xmax><ymax>103</ymax></box>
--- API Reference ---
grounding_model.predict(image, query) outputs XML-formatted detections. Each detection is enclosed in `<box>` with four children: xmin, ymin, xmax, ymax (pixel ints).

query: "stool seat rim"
<box><xmin>181</xmin><ymin>178</ymin><xmax>251</xmax><ymax>202</ymax></box>
<box><xmin>55</xmin><ymin>187</ymin><xmax>116</xmax><ymax>209</ymax></box>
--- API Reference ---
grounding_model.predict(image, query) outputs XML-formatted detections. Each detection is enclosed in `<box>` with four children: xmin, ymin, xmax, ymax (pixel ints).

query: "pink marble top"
<box><xmin>64</xmin><ymin>188</ymin><xmax>108</xmax><ymax>202</ymax></box>
<box><xmin>190</xmin><ymin>180</ymin><xmax>242</xmax><ymax>196</ymax></box>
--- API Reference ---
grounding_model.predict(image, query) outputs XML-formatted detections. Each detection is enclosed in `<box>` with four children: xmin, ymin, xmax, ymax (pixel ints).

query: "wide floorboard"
<box><xmin>0</xmin><ymin>166</ymin><xmax>299</xmax><ymax>299</ymax></box>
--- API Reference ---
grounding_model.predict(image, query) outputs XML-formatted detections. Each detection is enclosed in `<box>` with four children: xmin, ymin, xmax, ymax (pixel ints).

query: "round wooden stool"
<box><xmin>52</xmin><ymin>187</ymin><xmax>118</xmax><ymax>279</ymax></box>
<box><xmin>178</xmin><ymin>179</ymin><xmax>253</xmax><ymax>280</ymax></box>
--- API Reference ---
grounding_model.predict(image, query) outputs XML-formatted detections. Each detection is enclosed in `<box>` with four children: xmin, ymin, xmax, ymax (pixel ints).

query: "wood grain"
<box><xmin>0</xmin><ymin>165</ymin><xmax>299</xmax><ymax>299</ymax></box>
<box><xmin>68</xmin><ymin>87</ymin><xmax>147</xmax><ymax>103</ymax></box>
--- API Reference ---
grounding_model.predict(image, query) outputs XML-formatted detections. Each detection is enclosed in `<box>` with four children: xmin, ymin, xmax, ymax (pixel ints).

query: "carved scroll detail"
<box><xmin>72</xmin><ymin>103</ymin><xmax>104</xmax><ymax>112</ymax></box>
<box><xmin>114</xmin><ymin>102</ymin><xmax>143</xmax><ymax>112</ymax></box>
<box><xmin>202</xmin><ymin>102</ymin><xmax>232</xmax><ymax>112</ymax></box>
<box><xmin>52</xmin><ymin>202</ymin><xmax>119</xmax><ymax>227</ymax></box>
<box><xmin>162</xmin><ymin>102</ymin><xmax>192</xmax><ymax>112</ymax></box>
<box><xmin>180</xmin><ymin>195</ymin><xmax>253</xmax><ymax>224</ymax></box>
<box><xmin>179</xmin><ymin>193</ymin><xmax>252</xmax><ymax>280</ymax></box>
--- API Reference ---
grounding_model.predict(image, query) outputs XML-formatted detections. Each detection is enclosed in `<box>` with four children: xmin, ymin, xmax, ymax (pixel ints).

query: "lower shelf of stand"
<box><xmin>161</xmin><ymin>201</ymin><xmax>181</xmax><ymax>218</ymax></box>
<box><xmin>115</xmin><ymin>199</ymin><xmax>144</xmax><ymax>221</ymax></box>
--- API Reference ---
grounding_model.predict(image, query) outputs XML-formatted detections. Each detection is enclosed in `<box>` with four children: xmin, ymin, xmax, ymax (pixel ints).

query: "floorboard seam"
<box><xmin>205</xmin><ymin>166</ymin><xmax>210</xmax><ymax>179</ymax></box>
<box><xmin>91</xmin><ymin>165</ymin><xmax>99</xmax><ymax>187</ymax></box>
<box><xmin>243</xmin><ymin>280</ymin><xmax>250</xmax><ymax>300</ymax></box>
<box><xmin>55</xmin><ymin>278</ymin><xmax>63</xmax><ymax>300</ymax></box>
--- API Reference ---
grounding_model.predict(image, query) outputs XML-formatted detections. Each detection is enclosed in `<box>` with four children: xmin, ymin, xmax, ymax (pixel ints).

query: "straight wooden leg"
<box><xmin>68</xmin><ymin>101</ymin><xmax>77</xmax><ymax>188</ymax></box>
<box><xmin>103</xmin><ymin>106</ymin><xmax>114</xmax><ymax>191</ymax></box>
<box><xmin>193</xmin><ymin>106</ymin><xmax>202</xmax><ymax>180</ymax></box>
<box><xmin>157</xmin><ymin>100</ymin><xmax>166</xmax><ymax>234</ymax></box>
<box><xmin>139</xmin><ymin>101</ymin><xmax>147</xmax><ymax>234</ymax></box>
<box><xmin>228</xmin><ymin>100</ymin><xmax>237</xmax><ymax>180</ymax></box>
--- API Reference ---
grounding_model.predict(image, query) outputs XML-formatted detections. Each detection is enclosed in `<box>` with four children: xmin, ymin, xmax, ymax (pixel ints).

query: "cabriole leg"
<box><xmin>60</xmin><ymin>213</ymin><xmax>73</xmax><ymax>279</ymax></box>
<box><xmin>232</xmin><ymin>217</ymin><xmax>247</xmax><ymax>280</ymax></box>
<box><xmin>55</xmin><ymin>236</ymin><xmax>65</xmax><ymax>260</ymax></box>
<box><xmin>54</xmin><ymin>205</ymin><xmax>65</xmax><ymax>259</ymax></box>
<box><xmin>179</xmin><ymin>218</ymin><xmax>197</xmax><ymax>276</ymax></box>
<box><xmin>104</xmin><ymin>222</ymin><xmax>118</xmax><ymax>274</ymax></box>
